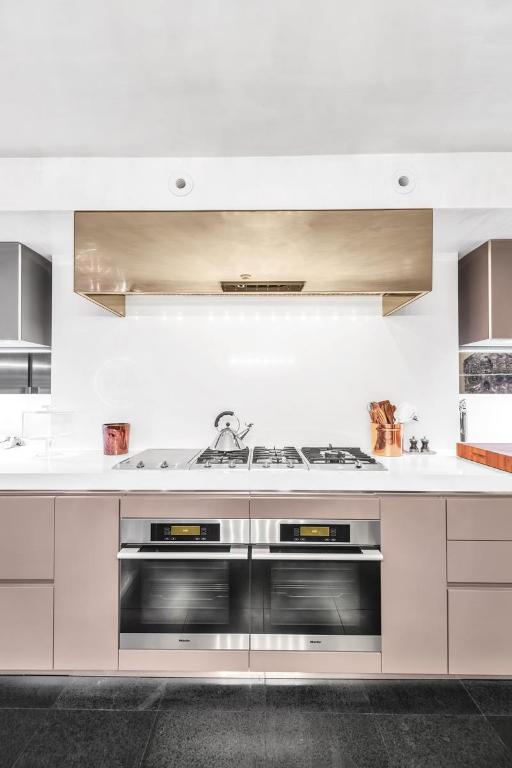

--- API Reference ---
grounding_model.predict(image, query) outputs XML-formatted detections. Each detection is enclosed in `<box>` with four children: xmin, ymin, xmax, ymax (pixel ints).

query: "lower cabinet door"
<box><xmin>0</xmin><ymin>584</ymin><xmax>53</xmax><ymax>670</ymax></box>
<box><xmin>381</xmin><ymin>497</ymin><xmax>447</xmax><ymax>674</ymax></box>
<box><xmin>54</xmin><ymin>497</ymin><xmax>119</xmax><ymax>670</ymax></box>
<box><xmin>449</xmin><ymin>588</ymin><xmax>512</xmax><ymax>675</ymax></box>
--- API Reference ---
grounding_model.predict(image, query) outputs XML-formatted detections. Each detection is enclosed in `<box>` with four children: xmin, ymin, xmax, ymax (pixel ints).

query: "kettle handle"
<box><xmin>214</xmin><ymin>410</ymin><xmax>235</xmax><ymax>428</ymax></box>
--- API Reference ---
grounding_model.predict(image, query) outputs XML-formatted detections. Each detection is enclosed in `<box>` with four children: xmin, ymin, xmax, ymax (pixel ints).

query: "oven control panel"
<box><xmin>280</xmin><ymin>523</ymin><xmax>350</xmax><ymax>543</ymax></box>
<box><xmin>150</xmin><ymin>522</ymin><xmax>221</xmax><ymax>542</ymax></box>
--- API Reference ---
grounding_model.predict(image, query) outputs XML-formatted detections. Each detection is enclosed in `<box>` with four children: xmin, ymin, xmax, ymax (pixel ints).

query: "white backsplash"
<box><xmin>0</xmin><ymin>394</ymin><xmax>51</xmax><ymax>438</ymax></box>
<box><xmin>462</xmin><ymin>395</ymin><xmax>512</xmax><ymax>444</ymax></box>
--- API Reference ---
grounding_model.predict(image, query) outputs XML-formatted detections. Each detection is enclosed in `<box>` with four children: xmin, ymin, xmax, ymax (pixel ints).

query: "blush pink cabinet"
<box><xmin>54</xmin><ymin>496</ymin><xmax>119</xmax><ymax>670</ymax></box>
<box><xmin>0</xmin><ymin>584</ymin><xmax>53</xmax><ymax>670</ymax></box>
<box><xmin>448</xmin><ymin>540</ymin><xmax>512</xmax><ymax>583</ymax></box>
<box><xmin>121</xmin><ymin>494</ymin><xmax>249</xmax><ymax>519</ymax></box>
<box><xmin>447</xmin><ymin>497</ymin><xmax>512</xmax><ymax>540</ymax></box>
<box><xmin>381</xmin><ymin>496</ymin><xmax>447</xmax><ymax>674</ymax></box>
<box><xmin>0</xmin><ymin>496</ymin><xmax>54</xmax><ymax>580</ymax></box>
<box><xmin>449</xmin><ymin>588</ymin><xmax>512</xmax><ymax>674</ymax></box>
<box><xmin>250</xmin><ymin>495</ymin><xmax>379</xmax><ymax>519</ymax></box>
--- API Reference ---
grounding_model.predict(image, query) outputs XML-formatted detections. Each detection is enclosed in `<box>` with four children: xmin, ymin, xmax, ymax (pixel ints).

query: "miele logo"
<box><xmin>309</xmin><ymin>640</ymin><xmax>322</xmax><ymax>645</ymax></box>
<box><xmin>178</xmin><ymin>638</ymin><xmax>191</xmax><ymax>643</ymax></box>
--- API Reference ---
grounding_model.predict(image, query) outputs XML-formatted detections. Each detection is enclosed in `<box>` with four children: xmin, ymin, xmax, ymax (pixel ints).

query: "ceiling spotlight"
<box><xmin>394</xmin><ymin>170</ymin><xmax>416</xmax><ymax>194</ymax></box>
<box><xmin>169</xmin><ymin>171</ymin><xmax>193</xmax><ymax>196</ymax></box>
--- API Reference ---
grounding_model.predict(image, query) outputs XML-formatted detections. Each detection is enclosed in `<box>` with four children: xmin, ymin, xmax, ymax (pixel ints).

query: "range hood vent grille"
<box><xmin>221</xmin><ymin>281</ymin><xmax>305</xmax><ymax>293</ymax></box>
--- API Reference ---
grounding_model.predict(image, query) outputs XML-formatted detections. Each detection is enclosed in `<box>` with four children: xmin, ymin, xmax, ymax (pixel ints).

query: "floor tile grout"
<box><xmin>460</xmin><ymin>679</ymin><xmax>487</xmax><ymax>716</ymax></box>
<box><xmin>135</xmin><ymin>709</ymin><xmax>160</xmax><ymax>768</ymax></box>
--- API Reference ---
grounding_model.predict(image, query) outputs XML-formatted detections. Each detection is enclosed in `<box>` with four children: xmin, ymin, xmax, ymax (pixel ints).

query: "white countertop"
<box><xmin>0</xmin><ymin>446</ymin><xmax>511</xmax><ymax>493</ymax></box>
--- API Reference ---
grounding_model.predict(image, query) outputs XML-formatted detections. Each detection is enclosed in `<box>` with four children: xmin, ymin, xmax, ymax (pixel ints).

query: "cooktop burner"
<box><xmin>301</xmin><ymin>445</ymin><xmax>386</xmax><ymax>471</ymax></box>
<box><xmin>113</xmin><ymin>445</ymin><xmax>387</xmax><ymax>471</ymax></box>
<box><xmin>194</xmin><ymin>447</ymin><xmax>250</xmax><ymax>469</ymax></box>
<box><xmin>251</xmin><ymin>446</ymin><xmax>304</xmax><ymax>469</ymax></box>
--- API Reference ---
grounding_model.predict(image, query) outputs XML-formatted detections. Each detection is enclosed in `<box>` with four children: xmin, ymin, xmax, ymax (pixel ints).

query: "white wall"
<box><xmin>462</xmin><ymin>395</ymin><xmax>512</xmax><ymax>444</ymax></box>
<box><xmin>0</xmin><ymin>394</ymin><xmax>51</xmax><ymax>438</ymax></box>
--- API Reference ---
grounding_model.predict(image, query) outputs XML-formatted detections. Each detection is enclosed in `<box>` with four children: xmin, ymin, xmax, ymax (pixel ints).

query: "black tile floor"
<box><xmin>2</xmin><ymin>676</ymin><xmax>512</xmax><ymax>767</ymax></box>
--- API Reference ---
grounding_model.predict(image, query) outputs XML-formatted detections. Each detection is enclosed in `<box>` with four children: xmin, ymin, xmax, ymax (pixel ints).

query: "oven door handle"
<box><xmin>251</xmin><ymin>547</ymin><xmax>383</xmax><ymax>561</ymax></box>
<box><xmin>117</xmin><ymin>545</ymin><xmax>249</xmax><ymax>560</ymax></box>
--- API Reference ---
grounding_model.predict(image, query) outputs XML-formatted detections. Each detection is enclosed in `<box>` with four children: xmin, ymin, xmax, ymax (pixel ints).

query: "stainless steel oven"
<box><xmin>250</xmin><ymin>519</ymin><xmax>382</xmax><ymax>652</ymax></box>
<box><xmin>118</xmin><ymin>518</ymin><xmax>250</xmax><ymax>650</ymax></box>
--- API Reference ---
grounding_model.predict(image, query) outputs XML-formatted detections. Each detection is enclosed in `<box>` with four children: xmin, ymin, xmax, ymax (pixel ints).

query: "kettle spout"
<box><xmin>237</xmin><ymin>423</ymin><xmax>253</xmax><ymax>441</ymax></box>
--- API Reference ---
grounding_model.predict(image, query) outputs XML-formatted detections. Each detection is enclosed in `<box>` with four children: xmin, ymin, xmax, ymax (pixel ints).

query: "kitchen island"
<box><xmin>1</xmin><ymin>450</ymin><xmax>512</xmax><ymax>681</ymax></box>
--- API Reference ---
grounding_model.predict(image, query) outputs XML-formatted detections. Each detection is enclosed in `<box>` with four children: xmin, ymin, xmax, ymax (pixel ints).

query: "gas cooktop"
<box><xmin>251</xmin><ymin>446</ymin><xmax>305</xmax><ymax>469</ymax></box>
<box><xmin>301</xmin><ymin>445</ymin><xmax>386</xmax><ymax>471</ymax></box>
<box><xmin>114</xmin><ymin>445</ymin><xmax>386</xmax><ymax>471</ymax></box>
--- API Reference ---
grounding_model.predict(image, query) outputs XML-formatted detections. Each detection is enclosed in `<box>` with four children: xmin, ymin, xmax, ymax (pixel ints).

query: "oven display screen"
<box><xmin>299</xmin><ymin>526</ymin><xmax>330</xmax><ymax>538</ymax></box>
<box><xmin>170</xmin><ymin>525</ymin><xmax>200</xmax><ymax>537</ymax></box>
<box><xmin>280</xmin><ymin>523</ymin><xmax>350</xmax><ymax>543</ymax></box>
<box><xmin>151</xmin><ymin>523</ymin><xmax>220</xmax><ymax>542</ymax></box>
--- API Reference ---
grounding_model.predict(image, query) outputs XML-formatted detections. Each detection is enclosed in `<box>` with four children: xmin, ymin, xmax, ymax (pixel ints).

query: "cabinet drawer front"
<box><xmin>119</xmin><ymin>650</ymin><xmax>249</xmax><ymax>672</ymax></box>
<box><xmin>121</xmin><ymin>495</ymin><xmax>249</xmax><ymax>519</ymax></box>
<box><xmin>448</xmin><ymin>541</ymin><xmax>512</xmax><ymax>583</ymax></box>
<box><xmin>449</xmin><ymin>588</ymin><xmax>512</xmax><ymax>675</ymax></box>
<box><xmin>249</xmin><ymin>651</ymin><xmax>381</xmax><ymax>674</ymax></box>
<box><xmin>0</xmin><ymin>497</ymin><xmax>54</xmax><ymax>580</ymax></box>
<box><xmin>447</xmin><ymin>498</ymin><xmax>512</xmax><ymax>540</ymax></box>
<box><xmin>250</xmin><ymin>496</ymin><xmax>379</xmax><ymax>520</ymax></box>
<box><xmin>0</xmin><ymin>584</ymin><xmax>53</xmax><ymax>670</ymax></box>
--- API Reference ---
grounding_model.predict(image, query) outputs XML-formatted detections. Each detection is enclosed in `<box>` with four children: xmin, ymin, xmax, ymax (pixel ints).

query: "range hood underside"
<box><xmin>74</xmin><ymin>209</ymin><xmax>433</xmax><ymax>317</ymax></box>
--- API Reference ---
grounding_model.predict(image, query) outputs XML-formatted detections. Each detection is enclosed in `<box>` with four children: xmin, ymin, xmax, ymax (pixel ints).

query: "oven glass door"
<box><xmin>250</xmin><ymin>547</ymin><xmax>381</xmax><ymax>649</ymax></box>
<box><xmin>119</xmin><ymin>546</ymin><xmax>250</xmax><ymax>649</ymax></box>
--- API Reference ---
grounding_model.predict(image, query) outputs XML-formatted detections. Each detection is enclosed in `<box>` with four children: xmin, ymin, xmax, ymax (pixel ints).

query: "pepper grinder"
<box><xmin>408</xmin><ymin>436</ymin><xmax>419</xmax><ymax>452</ymax></box>
<box><xmin>420</xmin><ymin>437</ymin><xmax>430</xmax><ymax>453</ymax></box>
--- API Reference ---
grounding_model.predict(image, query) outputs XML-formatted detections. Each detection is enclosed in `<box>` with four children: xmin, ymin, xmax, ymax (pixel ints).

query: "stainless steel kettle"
<box><xmin>210</xmin><ymin>411</ymin><xmax>253</xmax><ymax>451</ymax></box>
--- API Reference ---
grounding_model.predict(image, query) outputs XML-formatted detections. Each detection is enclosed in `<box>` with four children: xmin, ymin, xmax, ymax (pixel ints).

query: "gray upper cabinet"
<box><xmin>0</xmin><ymin>353</ymin><xmax>51</xmax><ymax>394</ymax></box>
<box><xmin>459</xmin><ymin>240</ymin><xmax>512</xmax><ymax>346</ymax></box>
<box><xmin>0</xmin><ymin>243</ymin><xmax>52</xmax><ymax>347</ymax></box>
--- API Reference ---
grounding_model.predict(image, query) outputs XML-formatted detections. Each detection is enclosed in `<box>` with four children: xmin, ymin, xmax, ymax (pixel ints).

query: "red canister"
<box><xmin>102</xmin><ymin>423</ymin><xmax>130</xmax><ymax>455</ymax></box>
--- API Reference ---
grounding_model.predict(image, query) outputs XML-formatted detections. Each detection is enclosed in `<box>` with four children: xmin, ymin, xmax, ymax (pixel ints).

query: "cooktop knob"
<box><xmin>205</xmin><ymin>460</ymin><xmax>211</xmax><ymax>468</ymax></box>
<box><xmin>229</xmin><ymin>459</ymin><xmax>236</xmax><ymax>468</ymax></box>
<box><xmin>136</xmin><ymin>461</ymin><xmax>144</xmax><ymax>469</ymax></box>
<box><xmin>160</xmin><ymin>460</ymin><xmax>169</xmax><ymax>469</ymax></box>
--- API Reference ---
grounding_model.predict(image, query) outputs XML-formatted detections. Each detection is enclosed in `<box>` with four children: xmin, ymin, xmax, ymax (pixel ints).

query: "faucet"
<box><xmin>459</xmin><ymin>399</ymin><xmax>467</xmax><ymax>443</ymax></box>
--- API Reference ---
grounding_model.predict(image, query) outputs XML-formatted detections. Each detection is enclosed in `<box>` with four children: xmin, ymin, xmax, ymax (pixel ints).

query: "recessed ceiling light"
<box><xmin>169</xmin><ymin>171</ymin><xmax>193</xmax><ymax>196</ymax></box>
<box><xmin>394</xmin><ymin>169</ymin><xmax>416</xmax><ymax>194</ymax></box>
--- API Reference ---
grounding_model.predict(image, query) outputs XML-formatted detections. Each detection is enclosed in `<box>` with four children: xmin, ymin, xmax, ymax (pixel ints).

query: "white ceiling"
<box><xmin>434</xmin><ymin>209</ymin><xmax>512</xmax><ymax>255</ymax></box>
<box><xmin>1</xmin><ymin>0</ymin><xmax>512</xmax><ymax>157</ymax></box>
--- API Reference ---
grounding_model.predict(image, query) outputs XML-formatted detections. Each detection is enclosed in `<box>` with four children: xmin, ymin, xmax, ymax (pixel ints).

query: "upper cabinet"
<box><xmin>459</xmin><ymin>240</ymin><xmax>512</xmax><ymax>346</ymax></box>
<box><xmin>0</xmin><ymin>352</ymin><xmax>51</xmax><ymax>394</ymax></box>
<box><xmin>0</xmin><ymin>243</ymin><xmax>52</xmax><ymax>348</ymax></box>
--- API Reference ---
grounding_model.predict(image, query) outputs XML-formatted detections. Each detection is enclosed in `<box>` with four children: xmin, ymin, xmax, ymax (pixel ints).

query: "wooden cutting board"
<box><xmin>457</xmin><ymin>443</ymin><xmax>512</xmax><ymax>473</ymax></box>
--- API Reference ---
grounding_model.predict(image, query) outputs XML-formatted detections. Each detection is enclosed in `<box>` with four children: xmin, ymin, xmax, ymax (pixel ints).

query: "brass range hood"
<box><xmin>74</xmin><ymin>209</ymin><xmax>433</xmax><ymax>317</ymax></box>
